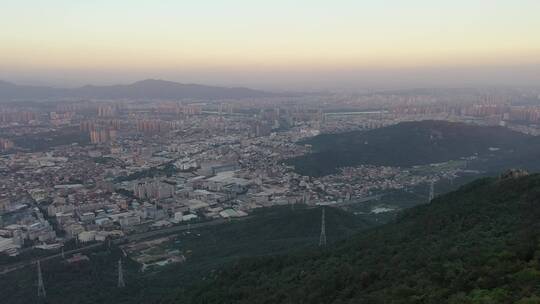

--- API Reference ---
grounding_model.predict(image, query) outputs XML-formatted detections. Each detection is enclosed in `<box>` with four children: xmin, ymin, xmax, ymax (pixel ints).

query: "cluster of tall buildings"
<box><xmin>49</xmin><ymin>111</ymin><xmax>74</xmax><ymax>126</ymax></box>
<box><xmin>56</xmin><ymin>102</ymin><xmax>94</xmax><ymax>112</ymax></box>
<box><xmin>463</xmin><ymin>104</ymin><xmax>508</xmax><ymax>117</ymax></box>
<box><xmin>506</xmin><ymin>107</ymin><xmax>540</xmax><ymax>122</ymax></box>
<box><xmin>464</xmin><ymin>104</ymin><xmax>540</xmax><ymax>123</ymax></box>
<box><xmin>217</xmin><ymin>103</ymin><xmax>234</xmax><ymax>115</ymax></box>
<box><xmin>0</xmin><ymin>111</ymin><xmax>37</xmax><ymax>123</ymax></box>
<box><xmin>80</xmin><ymin>120</ymin><xmax>121</xmax><ymax>144</ymax></box>
<box><xmin>156</xmin><ymin>103</ymin><xmax>203</xmax><ymax>115</ymax></box>
<box><xmin>136</xmin><ymin>119</ymin><xmax>175</xmax><ymax>134</ymax></box>
<box><xmin>89</xmin><ymin>129</ymin><xmax>117</xmax><ymax>144</ymax></box>
<box><xmin>133</xmin><ymin>180</ymin><xmax>175</xmax><ymax>200</ymax></box>
<box><xmin>80</xmin><ymin>119</ymin><xmax>121</xmax><ymax>132</ymax></box>
<box><xmin>392</xmin><ymin>102</ymin><xmax>540</xmax><ymax>124</ymax></box>
<box><xmin>97</xmin><ymin>105</ymin><xmax>118</xmax><ymax>117</ymax></box>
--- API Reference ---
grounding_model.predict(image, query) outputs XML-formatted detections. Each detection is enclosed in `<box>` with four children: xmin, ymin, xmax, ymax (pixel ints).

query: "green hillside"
<box><xmin>0</xmin><ymin>206</ymin><xmax>372</xmax><ymax>304</ymax></box>
<box><xmin>181</xmin><ymin>172</ymin><xmax>540</xmax><ymax>304</ymax></box>
<box><xmin>288</xmin><ymin>120</ymin><xmax>540</xmax><ymax>176</ymax></box>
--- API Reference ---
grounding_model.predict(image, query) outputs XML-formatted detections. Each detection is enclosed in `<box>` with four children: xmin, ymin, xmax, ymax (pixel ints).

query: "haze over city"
<box><xmin>2</xmin><ymin>0</ymin><xmax>540</xmax><ymax>89</ymax></box>
<box><xmin>2</xmin><ymin>2</ymin><xmax>540</xmax><ymax>304</ymax></box>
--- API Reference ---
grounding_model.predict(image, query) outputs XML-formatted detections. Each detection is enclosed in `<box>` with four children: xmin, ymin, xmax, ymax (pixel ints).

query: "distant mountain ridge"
<box><xmin>0</xmin><ymin>79</ymin><xmax>280</xmax><ymax>100</ymax></box>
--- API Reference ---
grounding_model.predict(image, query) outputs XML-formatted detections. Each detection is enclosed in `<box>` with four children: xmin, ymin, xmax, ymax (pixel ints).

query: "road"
<box><xmin>0</xmin><ymin>242</ymin><xmax>103</xmax><ymax>275</ymax></box>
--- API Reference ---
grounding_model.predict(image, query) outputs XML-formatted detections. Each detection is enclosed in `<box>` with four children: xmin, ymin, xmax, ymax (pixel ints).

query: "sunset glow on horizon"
<box><xmin>1</xmin><ymin>0</ymin><xmax>540</xmax><ymax>88</ymax></box>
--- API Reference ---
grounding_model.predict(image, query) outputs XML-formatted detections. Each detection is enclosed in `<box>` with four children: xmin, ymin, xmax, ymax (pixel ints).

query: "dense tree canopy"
<box><xmin>181</xmin><ymin>174</ymin><xmax>540</xmax><ymax>303</ymax></box>
<box><xmin>288</xmin><ymin>120</ymin><xmax>540</xmax><ymax>176</ymax></box>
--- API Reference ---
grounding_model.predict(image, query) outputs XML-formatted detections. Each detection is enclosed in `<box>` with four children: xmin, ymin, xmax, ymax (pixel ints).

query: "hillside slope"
<box><xmin>0</xmin><ymin>206</ymin><xmax>372</xmax><ymax>304</ymax></box>
<box><xmin>183</xmin><ymin>173</ymin><xmax>540</xmax><ymax>304</ymax></box>
<box><xmin>288</xmin><ymin>120</ymin><xmax>540</xmax><ymax>176</ymax></box>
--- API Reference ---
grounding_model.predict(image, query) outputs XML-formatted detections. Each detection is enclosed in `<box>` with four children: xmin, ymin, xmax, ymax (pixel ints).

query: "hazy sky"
<box><xmin>1</xmin><ymin>0</ymin><xmax>539</xmax><ymax>90</ymax></box>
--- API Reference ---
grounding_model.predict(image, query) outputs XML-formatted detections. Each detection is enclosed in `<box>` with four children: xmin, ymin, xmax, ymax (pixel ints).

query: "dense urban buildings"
<box><xmin>1</xmin><ymin>86</ymin><xmax>539</xmax><ymax>257</ymax></box>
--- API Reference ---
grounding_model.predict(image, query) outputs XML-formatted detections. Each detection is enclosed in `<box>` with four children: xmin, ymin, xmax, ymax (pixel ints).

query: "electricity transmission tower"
<box><xmin>429</xmin><ymin>181</ymin><xmax>435</xmax><ymax>202</ymax></box>
<box><xmin>37</xmin><ymin>260</ymin><xmax>46</xmax><ymax>298</ymax></box>
<box><xmin>319</xmin><ymin>207</ymin><xmax>326</xmax><ymax>247</ymax></box>
<box><xmin>303</xmin><ymin>191</ymin><xmax>308</xmax><ymax>204</ymax></box>
<box><xmin>118</xmin><ymin>259</ymin><xmax>125</xmax><ymax>288</ymax></box>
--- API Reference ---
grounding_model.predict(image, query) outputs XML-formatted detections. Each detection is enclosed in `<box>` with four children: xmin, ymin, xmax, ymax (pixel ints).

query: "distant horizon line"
<box><xmin>2</xmin><ymin>78</ymin><xmax>540</xmax><ymax>95</ymax></box>
<box><xmin>0</xmin><ymin>78</ymin><xmax>263</xmax><ymax>90</ymax></box>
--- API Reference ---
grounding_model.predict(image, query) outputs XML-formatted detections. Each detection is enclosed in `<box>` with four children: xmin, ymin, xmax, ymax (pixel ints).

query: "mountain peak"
<box><xmin>0</xmin><ymin>79</ymin><xmax>281</xmax><ymax>100</ymax></box>
<box><xmin>132</xmin><ymin>79</ymin><xmax>177</xmax><ymax>86</ymax></box>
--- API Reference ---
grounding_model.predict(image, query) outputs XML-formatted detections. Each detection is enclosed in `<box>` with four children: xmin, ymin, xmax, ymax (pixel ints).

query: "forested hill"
<box><xmin>0</xmin><ymin>206</ymin><xmax>373</xmax><ymax>304</ymax></box>
<box><xmin>181</xmin><ymin>172</ymin><xmax>540</xmax><ymax>304</ymax></box>
<box><xmin>288</xmin><ymin>120</ymin><xmax>539</xmax><ymax>176</ymax></box>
